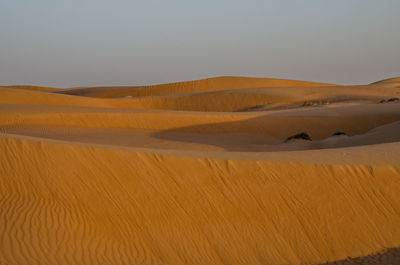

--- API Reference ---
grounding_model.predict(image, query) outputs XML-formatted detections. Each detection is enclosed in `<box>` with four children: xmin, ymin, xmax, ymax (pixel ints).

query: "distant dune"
<box><xmin>1</xmin><ymin>76</ymin><xmax>400</xmax><ymax>264</ymax></box>
<box><xmin>2</xmin><ymin>85</ymin><xmax>60</xmax><ymax>92</ymax></box>
<box><xmin>370</xmin><ymin>77</ymin><xmax>400</xmax><ymax>84</ymax></box>
<box><xmin>57</xmin><ymin>76</ymin><xmax>335</xmax><ymax>98</ymax></box>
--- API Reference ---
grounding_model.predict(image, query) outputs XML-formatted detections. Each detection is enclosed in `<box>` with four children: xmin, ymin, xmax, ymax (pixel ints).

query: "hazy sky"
<box><xmin>1</xmin><ymin>0</ymin><xmax>399</xmax><ymax>87</ymax></box>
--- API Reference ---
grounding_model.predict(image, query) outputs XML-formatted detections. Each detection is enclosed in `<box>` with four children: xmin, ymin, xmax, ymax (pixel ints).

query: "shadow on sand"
<box><xmin>317</xmin><ymin>248</ymin><xmax>400</xmax><ymax>265</ymax></box>
<box><xmin>151</xmin><ymin>115</ymin><xmax>399</xmax><ymax>151</ymax></box>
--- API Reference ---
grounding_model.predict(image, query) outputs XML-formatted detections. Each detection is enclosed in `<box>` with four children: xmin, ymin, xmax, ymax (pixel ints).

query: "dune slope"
<box><xmin>57</xmin><ymin>76</ymin><xmax>335</xmax><ymax>98</ymax></box>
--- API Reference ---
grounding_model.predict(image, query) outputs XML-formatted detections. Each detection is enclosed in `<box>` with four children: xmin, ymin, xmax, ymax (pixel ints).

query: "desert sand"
<box><xmin>1</xmin><ymin>76</ymin><xmax>400</xmax><ymax>265</ymax></box>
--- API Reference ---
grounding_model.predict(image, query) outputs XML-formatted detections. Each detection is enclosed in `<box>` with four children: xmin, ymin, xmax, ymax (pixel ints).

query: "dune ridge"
<box><xmin>1</xmin><ymin>85</ymin><xmax>61</xmax><ymax>92</ymax></box>
<box><xmin>57</xmin><ymin>76</ymin><xmax>336</xmax><ymax>98</ymax></box>
<box><xmin>1</xmin><ymin>134</ymin><xmax>400</xmax><ymax>265</ymax></box>
<box><xmin>1</xmin><ymin>76</ymin><xmax>400</xmax><ymax>264</ymax></box>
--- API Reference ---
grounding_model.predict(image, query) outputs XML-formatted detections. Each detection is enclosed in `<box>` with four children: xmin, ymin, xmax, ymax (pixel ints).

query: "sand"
<box><xmin>1</xmin><ymin>76</ymin><xmax>400</xmax><ymax>265</ymax></box>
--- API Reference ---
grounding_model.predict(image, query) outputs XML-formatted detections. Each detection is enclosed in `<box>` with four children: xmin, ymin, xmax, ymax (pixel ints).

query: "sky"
<box><xmin>0</xmin><ymin>0</ymin><xmax>399</xmax><ymax>87</ymax></box>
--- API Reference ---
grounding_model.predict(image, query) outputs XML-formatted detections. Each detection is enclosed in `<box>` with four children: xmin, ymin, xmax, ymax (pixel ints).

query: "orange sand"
<box><xmin>1</xmin><ymin>76</ymin><xmax>400</xmax><ymax>264</ymax></box>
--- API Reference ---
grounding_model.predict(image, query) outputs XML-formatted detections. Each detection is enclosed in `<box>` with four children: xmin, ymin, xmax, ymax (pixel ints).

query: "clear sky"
<box><xmin>1</xmin><ymin>0</ymin><xmax>399</xmax><ymax>87</ymax></box>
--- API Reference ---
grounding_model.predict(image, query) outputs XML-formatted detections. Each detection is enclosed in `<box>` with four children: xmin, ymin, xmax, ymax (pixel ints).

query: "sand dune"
<box><xmin>1</xmin><ymin>76</ymin><xmax>400</xmax><ymax>264</ymax></box>
<box><xmin>1</xmin><ymin>85</ymin><xmax>60</xmax><ymax>92</ymax></box>
<box><xmin>370</xmin><ymin>77</ymin><xmax>400</xmax><ymax>86</ymax></box>
<box><xmin>58</xmin><ymin>76</ymin><xmax>336</xmax><ymax>98</ymax></box>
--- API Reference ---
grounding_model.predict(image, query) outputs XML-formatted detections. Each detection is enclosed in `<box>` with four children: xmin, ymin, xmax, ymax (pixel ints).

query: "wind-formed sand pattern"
<box><xmin>1</xmin><ymin>76</ymin><xmax>400</xmax><ymax>265</ymax></box>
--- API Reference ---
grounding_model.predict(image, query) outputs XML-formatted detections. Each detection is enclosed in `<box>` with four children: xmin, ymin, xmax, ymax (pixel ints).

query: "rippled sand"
<box><xmin>1</xmin><ymin>76</ymin><xmax>400</xmax><ymax>264</ymax></box>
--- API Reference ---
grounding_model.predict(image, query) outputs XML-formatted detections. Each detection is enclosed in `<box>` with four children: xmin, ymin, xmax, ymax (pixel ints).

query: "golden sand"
<box><xmin>1</xmin><ymin>76</ymin><xmax>399</xmax><ymax>264</ymax></box>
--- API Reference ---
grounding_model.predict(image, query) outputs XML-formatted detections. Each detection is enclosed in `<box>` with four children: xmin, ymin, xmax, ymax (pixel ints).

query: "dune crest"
<box><xmin>58</xmin><ymin>76</ymin><xmax>336</xmax><ymax>98</ymax></box>
<box><xmin>1</xmin><ymin>85</ymin><xmax>60</xmax><ymax>92</ymax></box>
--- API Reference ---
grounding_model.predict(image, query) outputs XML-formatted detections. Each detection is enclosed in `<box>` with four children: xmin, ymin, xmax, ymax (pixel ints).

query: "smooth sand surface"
<box><xmin>1</xmin><ymin>76</ymin><xmax>400</xmax><ymax>264</ymax></box>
